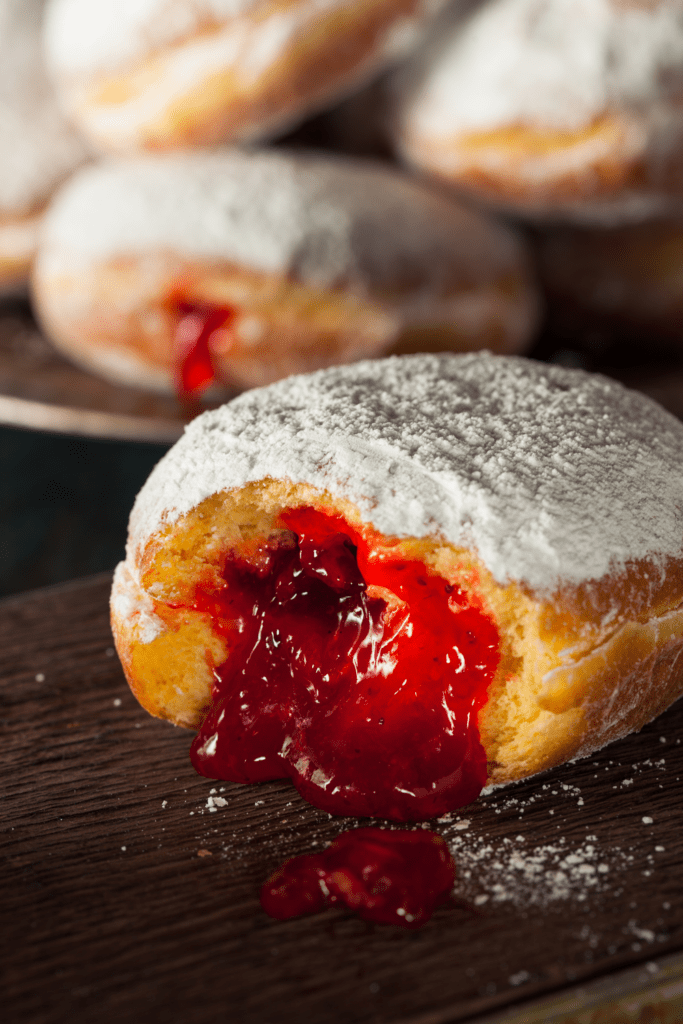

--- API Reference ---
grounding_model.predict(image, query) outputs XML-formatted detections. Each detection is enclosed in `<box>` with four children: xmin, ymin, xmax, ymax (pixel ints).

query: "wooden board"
<box><xmin>2</xmin><ymin>573</ymin><xmax>683</xmax><ymax>1024</ymax></box>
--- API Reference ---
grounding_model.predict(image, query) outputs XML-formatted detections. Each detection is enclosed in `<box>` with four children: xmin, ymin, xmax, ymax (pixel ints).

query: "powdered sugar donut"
<box><xmin>395</xmin><ymin>0</ymin><xmax>683</xmax><ymax>224</ymax></box>
<box><xmin>111</xmin><ymin>353</ymin><xmax>683</xmax><ymax>820</ymax></box>
<box><xmin>32</xmin><ymin>149</ymin><xmax>539</xmax><ymax>394</ymax></box>
<box><xmin>0</xmin><ymin>0</ymin><xmax>88</xmax><ymax>291</ymax></box>
<box><xmin>43</xmin><ymin>0</ymin><xmax>452</xmax><ymax>154</ymax></box>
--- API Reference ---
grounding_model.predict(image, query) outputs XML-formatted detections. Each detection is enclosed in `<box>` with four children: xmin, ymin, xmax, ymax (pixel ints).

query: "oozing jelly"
<box><xmin>260</xmin><ymin>827</ymin><xmax>455</xmax><ymax>929</ymax></box>
<box><xmin>172</xmin><ymin>301</ymin><xmax>235</xmax><ymax>395</ymax></box>
<box><xmin>189</xmin><ymin>507</ymin><xmax>500</xmax><ymax>821</ymax></box>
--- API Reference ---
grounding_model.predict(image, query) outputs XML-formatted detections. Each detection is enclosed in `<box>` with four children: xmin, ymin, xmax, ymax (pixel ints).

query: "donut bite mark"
<box><xmin>43</xmin><ymin>0</ymin><xmax>452</xmax><ymax>154</ymax></box>
<box><xmin>394</xmin><ymin>0</ymin><xmax>683</xmax><ymax>223</ymax></box>
<box><xmin>111</xmin><ymin>354</ymin><xmax>683</xmax><ymax>819</ymax></box>
<box><xmin>32</xmin><ymin>150</ymin><xmax>539</xmax><ymax>395</ymax></box>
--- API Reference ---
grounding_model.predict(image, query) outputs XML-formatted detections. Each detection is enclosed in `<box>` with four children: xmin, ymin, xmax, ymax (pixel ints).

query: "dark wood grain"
<box><xmin>1</xmin><ymin>574</ymin><xmax>683</xmax><ymax>1024</ymax></box>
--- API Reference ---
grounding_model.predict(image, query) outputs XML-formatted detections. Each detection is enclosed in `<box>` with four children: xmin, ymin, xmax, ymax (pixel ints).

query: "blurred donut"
<box><xmin>44</xmin><ymin>0</ymin><xmax>452</xmax><ymax>154</ymax></box>
<box><xmin>395</xmin><ymin>0</ymin><xmax>683</xmax><ymax>224</ymax></box>
<box><xmin>32</xmin><ymin>149</ymin><xmax>540</xmax><ymax>394</ymax></box>
<box><xmin>0</xmin><ymin>0</ymin><xmax>87</xmax><ymax>291</ymax></box>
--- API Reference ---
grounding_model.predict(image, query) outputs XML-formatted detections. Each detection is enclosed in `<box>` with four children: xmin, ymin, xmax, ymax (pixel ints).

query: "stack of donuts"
<box><xmin>394</xmin><ymin>0</ymin><xmax>683</xmax><ymax>348</ymax></box>
<box><xmin>32</xmin><ymin>0</ymin><xmax>683</xmax><ymax>822</ymax></box>
<box><xmin>9</xmin><ymin>0</ymin><xmax>683</xmax><ymax>396</ymax></box>
<box><xmin>14</xmin><ymin>0</ymin><xmax>547</xmax><ymax>396</ymax></box>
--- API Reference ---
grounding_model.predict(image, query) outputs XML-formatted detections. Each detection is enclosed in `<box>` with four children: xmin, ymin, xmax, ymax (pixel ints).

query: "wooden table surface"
<box><xmin>2</xmin><ymin>573</ymin><xmax>683</xmax><ymax>1024</ymax></box>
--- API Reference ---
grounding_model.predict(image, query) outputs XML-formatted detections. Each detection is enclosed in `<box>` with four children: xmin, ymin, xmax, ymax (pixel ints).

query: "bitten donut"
<box><xmin>32</xmin><ymin>149</ymin><xmax>539</xmax><ymax>395</ymax></box>
<box><xmin>534</xmin><ymin>219</ymin><xmax>683</xmax><ymax>345</ymax></box>
<box><xmin>395</xmin><ymin>0</ymin><xmax>683</xmax><ymax>223</ymax></box>
<box><xmin>0</xmin><ymin>0</ymin><xmax>87</xmax><ymax>291</ymax></box>
<box><xmin>43</xmin><ymin>0</ymin><xmax>451</xmax><ymax>154</ymax></box>
<box><xmin>111</xmin><ymin>353</ymin><xmax>683</xmax><ymax>821</ymax></box>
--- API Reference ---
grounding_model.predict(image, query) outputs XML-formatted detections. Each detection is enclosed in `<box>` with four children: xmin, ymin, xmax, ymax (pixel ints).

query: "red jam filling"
<box><xmin>172</xmin><ymin>301</ymin><xmax>235</xmax><ymax>396</ymax></box>
<box><xmin>260</xmin><ymin>827</ymin><xmax>455</xmax><ymax>928</ymax></box>
<box><xmin>189</xmin><ymin>507</ymin><xmax>500</xmax><ymax>821</ymax></box>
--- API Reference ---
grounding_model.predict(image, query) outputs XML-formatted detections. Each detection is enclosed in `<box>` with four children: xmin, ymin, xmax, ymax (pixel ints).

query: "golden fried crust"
<box><xmin>0</xmin><ymin>210</ymin><xmax>42</xmax><ymax>292</ymax></box>
<box><xmin>32</xmin><ymin>253</ymin><xmax>534</xmax><ymax>393</ymax></box>
<box><xmin>400</xmin><ymin>109</ymin><xmax>683</xmax><ymax>220</ymax></box>
<box><xmin>111</xmin><ymin>479</ymin><xmax>683</xmax><ymax>788</ymax></box>
<box><xmin>409</xmin><ymin>113</ymin><xmax>636</xmax><ymax>203</ymax></box>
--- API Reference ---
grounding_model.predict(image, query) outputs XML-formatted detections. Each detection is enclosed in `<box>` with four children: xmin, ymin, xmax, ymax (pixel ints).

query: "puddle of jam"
<box><xmin>172</xmin><ymin>301</ymin><xmax>235</xmax><ymax>395</ymax></box>
<box><xmin>260</xmin><ymin>827</ymin><xmax>455</xmax><ymax>929</ymax></box>
<box><xmin>189</xmin><ymin>507</ymin><xmax>500</xmax><ymax>821</ymax></box>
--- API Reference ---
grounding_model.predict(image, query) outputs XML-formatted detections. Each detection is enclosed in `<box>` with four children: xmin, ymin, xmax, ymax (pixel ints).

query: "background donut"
<box><xmin>43</xmin><ymin>0</ymin><xmax>453</xmax><ymax>154</ymax></box>
<box><xmin>32</xmin><ymin>149</ymin><xmax>540</xmax><ymax>394</ymax></box>
<box><xmin>394</xmin><ymin>0</ymin><xmax>683</xmax><ymax>224</ymax></box>
<box><xmin>0</xmin><ymin>0</ymin><xmax>88</xmax><ymax>292</ymax></box>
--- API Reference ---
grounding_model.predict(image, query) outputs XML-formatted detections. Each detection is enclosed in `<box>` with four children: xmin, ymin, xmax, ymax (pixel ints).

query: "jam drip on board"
<box><xmin>260</xmin><ymin>828</ymin><xmax>455</xmax><ymax>928</ymax></box>
<box><xmin>190</xmin><ymin>507</ymin><xmax>500</xmax><ymax>821</ymax></box>
<box><xmin>172</xmin><ymin>300</ymin><xmax>235</xmax><ymax>396</ymax></box>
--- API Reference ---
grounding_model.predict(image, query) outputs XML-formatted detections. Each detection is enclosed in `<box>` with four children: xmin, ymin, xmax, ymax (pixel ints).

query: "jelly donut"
<box><xmin>43</xmin><ymin>0</ymin><xmax>452</xmax><ymax>154</ymax></box>
<box><xmin>395</xmin><ymin>0</ymin><xmax>683</xmax><ymax>223</ymax></box>
<box><xmin>534</xmin><ymin>219</ymin><xmax>683</xmax><ymax>345</ymax></box>
<box><xmin>111</xmin><ymin>353</ymin><xmax>683</xmax><ymax>821</ymax></box>
<box><xmin>32</xmin><ymin>150</ymin><xmax>539</xmax><ymax>395</ymax></box>
<box><xmin>0</xmin><ymin>0</ymin><xmax>88</xmax><ymax>291</ymax></box>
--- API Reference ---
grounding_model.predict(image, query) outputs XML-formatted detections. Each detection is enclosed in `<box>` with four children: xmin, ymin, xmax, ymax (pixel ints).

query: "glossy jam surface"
<box><xmin>190</xmin><ymin>507</ymin><xmax>500</xmax><ymax>821</ymax></box>
<box><xmin>172</xmin><ymin>301</ymin><xmax>234</xmax><ymax>395</ymax></box>
<box><xmin>260</xmin><ymin>828</ymin><xmax>455</xmax><ymax>929</ymax></box>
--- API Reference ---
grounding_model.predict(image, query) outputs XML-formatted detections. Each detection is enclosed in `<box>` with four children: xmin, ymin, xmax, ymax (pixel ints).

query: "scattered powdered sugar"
<box><xmin>508</xmin><ymin>969</ymin><xmax>531</xmax><ymax>986</ymax></box>
<box><xmin>37</xmin><ymin>149</ymin><xmax>524</xmax><ymax>292</ymax></box>
<box><xmin>445</xmin><ymin>828</ymin><xmax>626</xmax><ymax>907</ymax></box>
<box><xmin>127</xmin><ymin>353</ymin><xmax>683</xmax><ymax>598</ymax></box>
<box><xmin>628</xmin><ymin>922</ymin><xmax>656</xmax><ymax>943</ymax></box>
<box><xmin>0</xmin><ymin>0</ymin><xmax>87</xmax><ymax>215</ymax></box>
<box><xmin>484</xmin><ymin>780</ymin><xmax>585</xmax><ymax>815</ymax></box>
<box><xmin>398</xmin><ymin>0</ymin><xmax>683</xmax><ymax>137</ymax></box>
<box><xmin>195</xmin><ymin>786</ymin><xmax>230</xmax><ymax>815</ymax></box>
<box><xmin>205</xmin><ymin>794</ymin><xmax>230</xmax><ymax>812</ymax></box>
<box><xmin>173</xmin><ymin>743</ymin><xmax>677</xmax><ymax>957</ymax></box>
<box><xmin>434</xmin><ymin>753</ymin><xmax>678</xmax><ymax>914</ymax></box>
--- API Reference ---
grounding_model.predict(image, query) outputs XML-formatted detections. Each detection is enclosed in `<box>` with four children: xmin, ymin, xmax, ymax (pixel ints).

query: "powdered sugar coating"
<box><xmin>45</xmin><ymin>0</ymin><xmax>278</xmax><ymax>79</ymax></box>
<box><xmin>128</xmin><ymin>353</ymin><xmax>683</xmax><ymax>596</ymax></box>
<box><xmin>44</xmin><ymin>0</ymin><xmax>449</xmax><ymax>81</ymax></box>
<box><xmin>111</xmin><ymin>561</ymin><xmax>164</xmax><ymax>644</ymax></box>
<box><xmin>38</xmin><ymin>149</ymin><xmax>526</xmax><ymax>291</ymax></box>
<box><xmin>398</xmin><ymin>0</ymin><xmax>683</xmax><ymax>138</ymax></box>
<box><xmin>0</xmin><ymin>0</ymin><xmax>87</xmax><ymax>216</ymax></box>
